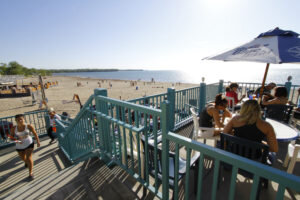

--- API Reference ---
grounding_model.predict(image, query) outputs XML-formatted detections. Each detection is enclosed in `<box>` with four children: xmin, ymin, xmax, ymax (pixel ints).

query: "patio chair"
<box><xmin>218</xmin><ymin>133</ymin><xmax>270</xmax><ymax>199</ymax></box>
<box><xmin>225</xmin><ymin>96</ymin><xmax>235</xmax><ymax>112</ymax></box>
<box><xmin>190</xmin><ymin>107</ymin><xmax>218</xmax><ymax>146</ymax></box>
<box><xmin>264</xmin><ymin>104</ymin><xmax>294</xmax><ymax>124</ymax></box>
<box><xmin>141</xmin><ymin>136</ymin><xmax>200</xmax><ymax>198</ymax></box>
<box><xmin>283</xmin><ymin>141</ymin><xmax>300</xmax><ymax>173</ymax></box>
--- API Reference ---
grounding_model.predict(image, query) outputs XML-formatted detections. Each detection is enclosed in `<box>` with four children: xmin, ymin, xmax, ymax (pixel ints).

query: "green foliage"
<box><xmin>0</xmin><ymin>63</ymin><xmax>7</xmax><ymax>75</ymax></box>
<box><xmin>0</xmin><ymin>61</ymin><xmax>52</xmax><ymax>76</ymax></box>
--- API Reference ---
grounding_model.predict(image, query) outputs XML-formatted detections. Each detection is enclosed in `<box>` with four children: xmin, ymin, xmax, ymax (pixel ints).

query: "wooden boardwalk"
<box><xmin>1</xmin><ymin>124</ymin><xmax>299</xmax><ymax>199</ymax></box>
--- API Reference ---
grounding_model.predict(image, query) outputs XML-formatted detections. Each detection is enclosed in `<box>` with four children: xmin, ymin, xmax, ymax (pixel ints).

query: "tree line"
<box><xmin>0</xmin><ymin>61</ymin><xmax>52</xmax><ymax>76</ymax></box>
<box><xmin>0</xmin><ymin>61</ymin><xmax>143</xmax><ymax>76</ymax></box>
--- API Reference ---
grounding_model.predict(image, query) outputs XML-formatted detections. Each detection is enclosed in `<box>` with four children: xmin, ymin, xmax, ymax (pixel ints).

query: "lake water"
<box><xmin>53</xmin><ymin>68</ymin><xmax>300</xmax><ymax>85</ymax></box>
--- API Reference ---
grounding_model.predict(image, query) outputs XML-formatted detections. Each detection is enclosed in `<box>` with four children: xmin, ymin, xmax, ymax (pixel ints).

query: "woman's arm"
<box><xmin>212</xmin><ymin>109</ymin><xmax>224</xmax><ymax>128</ymax></box>
<box><xmin>238</xmin><ymin>94</ymin><xmax>246</xmax><ymax>103</ymax></box>
<box><xmin>264</xmin><ymin>123</ymin><xmax>278</xmax><ymax>152</ymax></box>
<box><xmin>223</xmin><ymin>109</ymin><xmax>232</xmax><ymax>118</ymax></box>
<box><xmin>28</xmin><ymin>124</ymin><xmax>40</xmax><ymax>147</ymax></box>
<box><xmin>223</xmin><ymin>118</ymin><xmax>234</xmax><ymax>135</ymax></box>
<box><xmin>262</xmin><ymin>98</ymin><xmax>280</xmax><ymax>106</ymax></box>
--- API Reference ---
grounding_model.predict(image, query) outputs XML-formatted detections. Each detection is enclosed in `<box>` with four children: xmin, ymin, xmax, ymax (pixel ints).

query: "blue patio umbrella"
<box><xmin>203</xmin><ymin>27</ymin><xmax>300</xmax><ymax>99</ymax></box>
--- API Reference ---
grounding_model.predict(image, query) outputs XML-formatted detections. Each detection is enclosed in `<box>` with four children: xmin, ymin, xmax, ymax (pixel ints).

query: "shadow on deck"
<box><xmin>1</xmin><ymin>123</ymin><xmax>300</xmax><ymax>199</ymax></box>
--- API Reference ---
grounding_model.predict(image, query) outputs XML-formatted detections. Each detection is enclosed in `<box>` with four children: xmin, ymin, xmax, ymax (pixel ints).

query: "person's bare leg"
<box><xmin>25</xmin><ymin>148</ymin><xmax>34</xmax><ymax>176</ymax></box>
<box><xmin>17</xmin><ymin>151</ymin><xmax>27</xmax><ymax>164</ymax></box>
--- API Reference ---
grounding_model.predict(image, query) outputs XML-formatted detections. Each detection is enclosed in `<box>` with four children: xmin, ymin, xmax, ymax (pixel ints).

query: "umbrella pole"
<box><xmin>258</xmin><ymin>63</ymin><xmax>270</xmax><ymax>104</ymax></box>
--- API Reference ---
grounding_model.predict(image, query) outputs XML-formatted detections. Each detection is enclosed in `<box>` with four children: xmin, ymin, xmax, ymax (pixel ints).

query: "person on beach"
<box><xmin>10</xmin><ymin>114</ymin><xmax>40</xmax><ymax>180</ymax></box>
<box><xmin>199</xmin><ymin>94</ymin><xmax>232</xmax><ymax>135</ymax></box>
<box><xmin>262</xmin><ymin>86</ymin><xmax>288</xmax><ymax>106</ymax></box>
<box><xmin>224</xmin><ymin>100</ymin><xmax>278</xmax><ymax>153</ymax></box>
<box><xmin>47</xmin><ymin>107</ymin><xmax>61</xmax><ymax>144</ymax></box>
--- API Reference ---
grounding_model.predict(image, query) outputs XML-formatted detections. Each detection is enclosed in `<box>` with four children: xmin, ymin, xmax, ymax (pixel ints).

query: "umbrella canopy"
<box><xmin>203</xmin><ymin>27</ymin><xmax>300</xmax><ymax>100</ymax></box>
<box><xmin>204</xmin><ymin>27</ymin><xmax>300</xmax><ymax>63</ymax></box>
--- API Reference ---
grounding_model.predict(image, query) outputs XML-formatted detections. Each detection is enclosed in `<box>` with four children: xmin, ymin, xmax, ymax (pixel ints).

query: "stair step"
<box><xmin>4</xmin><ymin>158</ymin><xmax>138</xmax><ymax>200</ymax></box>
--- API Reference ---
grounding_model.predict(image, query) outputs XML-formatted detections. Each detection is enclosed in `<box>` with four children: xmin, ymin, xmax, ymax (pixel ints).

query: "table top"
<box><xmin>266</xmin><ymin>118</ymin><xmax>299</xmax><ymax>142</ymax></box>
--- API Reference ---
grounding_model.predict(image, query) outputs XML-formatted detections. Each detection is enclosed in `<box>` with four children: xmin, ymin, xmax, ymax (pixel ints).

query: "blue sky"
<box><xmin>1</xmin><ymin>0</ymin><xmax>300</xmax><ymax>70</ymax></box>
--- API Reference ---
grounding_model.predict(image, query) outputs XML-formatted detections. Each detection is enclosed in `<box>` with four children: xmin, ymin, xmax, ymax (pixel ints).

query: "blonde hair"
<box><xmin>239</xmin><ymin>100</ymin><xmax>261</xmax><ymax>124</ymax></box>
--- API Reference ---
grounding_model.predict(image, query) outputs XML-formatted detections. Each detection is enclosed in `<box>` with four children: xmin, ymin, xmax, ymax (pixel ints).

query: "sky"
<box><xmin>1</xmin><ymin>0</ymin><xmax>300</xmax><ymax>71</ymax></box>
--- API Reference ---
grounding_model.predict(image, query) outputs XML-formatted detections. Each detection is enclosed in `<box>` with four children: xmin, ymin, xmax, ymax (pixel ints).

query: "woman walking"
<box><xmin>10</xmin><ymin>114</ymin><xmax>40</xmax><ymax>180</ymax></box>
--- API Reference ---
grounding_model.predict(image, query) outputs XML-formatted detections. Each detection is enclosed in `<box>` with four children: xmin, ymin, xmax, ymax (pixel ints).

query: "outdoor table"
<box><xmin>266</xmin><ymin>118</ymin><xmax>300</xmax><ymax>142</ymax></box>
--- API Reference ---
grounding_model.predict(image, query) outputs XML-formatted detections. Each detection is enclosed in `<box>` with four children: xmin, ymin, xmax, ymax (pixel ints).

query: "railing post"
<box><xmin>167</xmin><ymin>88</ymin><xmax>175</xmax><ymax>131</ymax></box>
<box><xmin>94</xmin><ymin>88</ymin><xmax>110</xmax><ymax>161</ymax></box>
<box><xmin>285</xmin><ymin>80</ymin><xmax>292</xmax><ymax>99</ymax></box>
<box><xmin>218</xmin><ymin>79</ymin><xmax>224</xmax><ymax>94</ymax></box>
<box><xmin>161</xmin><ymin>101</ymin><xmax>170</xmax><ymax>200</ymax></box>
<box><xmin>198</xmin><ymin>79</ymin><xmax>206</xmax><ymax>113</ymax></box>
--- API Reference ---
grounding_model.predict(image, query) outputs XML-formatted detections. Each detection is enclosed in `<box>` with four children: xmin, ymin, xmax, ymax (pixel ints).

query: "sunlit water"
<box><xmin>54</xmin><ymin>67</ymin><xmax>300</xmax><ymax>85</ymax></box>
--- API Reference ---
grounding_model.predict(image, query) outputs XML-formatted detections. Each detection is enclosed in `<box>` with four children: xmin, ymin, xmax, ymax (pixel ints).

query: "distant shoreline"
<box><xmin>50</xmin><ymin>69</ymin><xmax>144</xmax><ymax>73</ymax></box>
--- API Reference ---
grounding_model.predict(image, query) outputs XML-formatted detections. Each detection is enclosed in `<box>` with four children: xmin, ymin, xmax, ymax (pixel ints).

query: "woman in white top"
<box><xmin>10</xmin><ymin>114</ymin><xmax>40</xmax><ymax>180</ymax></box>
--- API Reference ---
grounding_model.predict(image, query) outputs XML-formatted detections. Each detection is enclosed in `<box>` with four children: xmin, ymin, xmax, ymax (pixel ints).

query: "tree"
<box><xmin>6</xmin><ymin>61</ymin><xmax>24</xmax><ymax>75</ymax></box>
<box><xmin>0</xmin><ymin>63</ymin><xmax>7</xmax><ymax>75</ymax></box>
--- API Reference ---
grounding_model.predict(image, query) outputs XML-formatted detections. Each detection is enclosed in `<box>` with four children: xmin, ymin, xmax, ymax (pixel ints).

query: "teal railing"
<box><xmin>128</xmin><ymin>92</ymin><xmax>167</xmax><ymax>109</ymax></box>
<box><xmin>54</xmin><ymin>80</ymin><xmax>300</xmax><ymax>199</ymax></box>
<box><xmin>56</xmin><ymin>95</ymin><xmax>98</xmax><ymax>163</ymax></box>
<box><xmin>206</xmin><ymin>82</ymin><xmax>221</xmax><ymax>103</ymax></box>
<box><xmin>174</xmin><ymin>86</ymin><xmax>199</xmax><ymax>127</ymax></box>
<box><xmin>162</xmin><ymin>131</ymin><xmax>300</xmax><ymax>200</ymax></box>
<box><xmin>92</xmin><ymin>89</ymin><xmax>163</xmax><ymax>197</ymax></box>
<box><xmin>0</xmin><ymin>110</ymin><xmax>48</xmax><ymax>148</ymax></box>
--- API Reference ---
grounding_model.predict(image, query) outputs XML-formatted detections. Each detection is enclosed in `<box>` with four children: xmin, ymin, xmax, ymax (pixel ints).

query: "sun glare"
<box><xmin>201</xmin><ymin>0</ymin><xmax>237</xmax><ymax>11</ymax></box>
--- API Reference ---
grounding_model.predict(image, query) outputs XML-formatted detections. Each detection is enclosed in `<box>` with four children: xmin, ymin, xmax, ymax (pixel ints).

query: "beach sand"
<box><xmin>0</xmin><ymin>76</ymin><xmax>197</xmax><ymax>118</ymax></box>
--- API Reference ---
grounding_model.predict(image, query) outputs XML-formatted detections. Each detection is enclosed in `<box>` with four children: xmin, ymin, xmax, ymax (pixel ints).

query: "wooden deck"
<box><xmin>0</xmin><ymin>123</ymin><xmax>300</xmax><ymax>199</ymax></box>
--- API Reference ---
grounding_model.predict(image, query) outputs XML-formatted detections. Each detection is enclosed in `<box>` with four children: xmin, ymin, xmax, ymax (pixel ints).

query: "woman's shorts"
<box><xmin>16</xmin><ymin>142</ymin><xmax>34</xmax><ymax>152</ymax></box>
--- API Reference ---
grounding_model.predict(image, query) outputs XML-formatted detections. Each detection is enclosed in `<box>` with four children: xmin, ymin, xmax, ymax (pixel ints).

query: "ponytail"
<box><xmin>215</xmin><ymin>94</ymin><xmax>228</xmax><ymax>107</ymax></box>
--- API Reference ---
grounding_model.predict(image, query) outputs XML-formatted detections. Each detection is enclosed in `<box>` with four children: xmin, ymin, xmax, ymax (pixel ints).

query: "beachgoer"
<box><xmin>255</xmin><ymin>82</ymin><xmax>276</xmax><ymax>100</ymax></box>
<box><xmin>224</xmin><ymin>100</ymin><xmax>278</xmax><ymax>152</ymax></box>
<box><xmin>47</xmin><ymin>107</ymin><xmax>61</xmax><ymax>144</ymax></box>
<box><xmin>10</xmin><ymin>114</ymin><xmax>41</xmax><ymax>180</ymax></box>
<box><xmin>226</xmin><ymin>83</ymin><xmax>246</xmax><ymax>105</ymax></box>
<box><xmin>262</xmin><ymin>86</ymin><xmax>288</xmax><ymax>106</ymax></box>
<box><xmin>199</xmin><ymin>94</ymin><xmax>232</xmax><ymax>135</ymax></box>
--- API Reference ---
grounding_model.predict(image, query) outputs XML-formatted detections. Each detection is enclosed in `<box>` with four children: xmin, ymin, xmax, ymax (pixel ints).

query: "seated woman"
<box><xmin>199</xmin><ymin>94</ymin><xmax>232</xmax><ymax>136</ymax></box>
<box><xmin>262</xmin><ymin>86</ymin><xmax>288</xmax><ymax>106</ymax></box>
<box><xmin>223</xmin><ymin>100</ymin><xmax>278</xmax><ymax>152</ymax></box>
<box><xmin>226</xmin><ymin>83</ymin><xmax>246</xmax><ymax>108</ymax></box>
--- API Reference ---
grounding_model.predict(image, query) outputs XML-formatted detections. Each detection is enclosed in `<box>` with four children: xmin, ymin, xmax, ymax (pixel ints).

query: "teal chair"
<box><xmin>219</xmin><ymin>133</ymin><xmax>270</xmax><ymax>199</ymax></box>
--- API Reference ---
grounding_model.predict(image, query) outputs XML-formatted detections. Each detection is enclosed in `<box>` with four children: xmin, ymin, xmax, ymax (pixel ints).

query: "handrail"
<box><xmin>128</xmin><ymin>92</ymin><xmax>168</xmax><ymax>103</ymax></box>
<box><xmin>95</xmin><ymin>95</ymin><xmax>162</xmax><ymax>115</ymax></box>
<box><xmin>61</xmin><ymin>95</ymin><xmax>95</xmax><ymax>137</ymax></box>
<box><xmin>163</xmin><ymin>131</ymin><xmax>300</xmax><ymax>199</ymax></box>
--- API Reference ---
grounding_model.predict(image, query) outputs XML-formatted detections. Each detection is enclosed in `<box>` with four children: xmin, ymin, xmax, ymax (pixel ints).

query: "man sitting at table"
<box><xmin>255</xmin><ymin>82</ymin><xmax>276</xmax><ymax>100</ymax></box>
<box><xmin>223</xmin><ymin>100</ymin><xmax>278</xmax><ymax>153</ymax></box>
<box><xmin>262</xmin><ymin>86</ymin><xmax>288</xmax><ymax>106</ymax></box>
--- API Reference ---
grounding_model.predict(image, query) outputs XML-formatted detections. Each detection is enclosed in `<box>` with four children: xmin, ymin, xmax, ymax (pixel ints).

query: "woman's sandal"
<box><xmin>28</xmin><ymin>174</ymin><xmax>34</xmax><ymax>181</ymax></box>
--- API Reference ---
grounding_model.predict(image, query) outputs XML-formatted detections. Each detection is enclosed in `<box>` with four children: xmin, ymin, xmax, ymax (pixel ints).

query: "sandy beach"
<box><xmin>0</xmin><ymin>76</ymin><xmax>197</xmax><ymax>118</ymax></box>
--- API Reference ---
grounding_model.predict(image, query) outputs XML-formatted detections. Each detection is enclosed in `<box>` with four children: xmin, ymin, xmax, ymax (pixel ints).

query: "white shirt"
<box><xmin>15</xmin><ymin>124</ymin><xmax>33</xmax><ymax>149</ymax></box>
<box><xmin>50</xmin><ymin>114</ymin><xmax>61</xmax><ymax>126</ymax></box>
